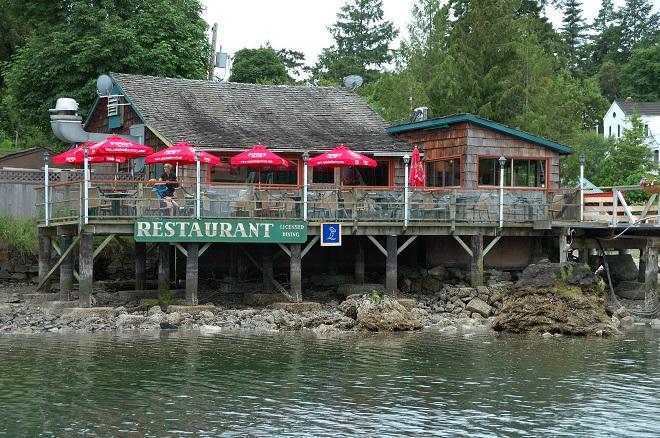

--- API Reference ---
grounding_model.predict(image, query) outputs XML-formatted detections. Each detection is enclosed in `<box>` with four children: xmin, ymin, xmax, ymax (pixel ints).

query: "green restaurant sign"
<box><xmin>134</xmin><ymin>219</ymin><xmax>308</xmax><ymax>243</ymax></box>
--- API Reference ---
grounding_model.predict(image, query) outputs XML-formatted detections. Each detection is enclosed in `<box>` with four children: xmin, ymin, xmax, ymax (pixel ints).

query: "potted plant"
<box><xmin>640</xmin><ymin>178</ymin><xmax>660</xmax><ymax>194</ymax></box>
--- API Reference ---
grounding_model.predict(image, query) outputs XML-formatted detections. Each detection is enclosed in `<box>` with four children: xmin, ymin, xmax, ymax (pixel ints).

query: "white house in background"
<box><xmin>604</xmin><ymin>97</ymin><xmax>660</xmax><ymax>162</ymax></box>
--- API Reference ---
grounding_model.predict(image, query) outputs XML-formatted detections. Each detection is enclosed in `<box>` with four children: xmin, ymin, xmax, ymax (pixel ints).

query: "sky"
<box><xmin>201</xmin><ymin>0</ymin><xmax>631</xmax><ymax>75</ymax></box>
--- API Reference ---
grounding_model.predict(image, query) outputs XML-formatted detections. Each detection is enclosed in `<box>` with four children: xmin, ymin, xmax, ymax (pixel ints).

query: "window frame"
<box><xmin>476</xmin><ymin>155</ymin><xmax>549</xmax><ymax>190</ymax></box>
<box><xmin>425</xmin><ymin>155</ymin><xmax>462</xmax><ymax>188</ymax></box>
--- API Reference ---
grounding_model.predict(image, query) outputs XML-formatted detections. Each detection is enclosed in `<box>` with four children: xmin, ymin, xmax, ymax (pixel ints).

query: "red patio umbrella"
<box><xmin>409</xmin><ymin>146</ymin><xmax>425</xmax><ymax>187</ymax></box>
<box><xmin>51</xmin><ymin>144</ymin><xmax>127</xmax><ymax>165</ymax></box>
<box><xmin>230</xmin><ymin>144</ymin><xmax>289</xmax><ymax>168</ymax></box>
<box><xmin>145</xmin><ymin>141</ymin><xmax>221</xmax><ymax>165</ymax></box>
<box><xmin>88</xmin><ymin>135</ymin><xmax>153</xmax><ymax>157</ymax></box>
<box><xmin>308</xmin><ymin>145</ymin><xmax>377</xmax><ymax>168</ymax></box>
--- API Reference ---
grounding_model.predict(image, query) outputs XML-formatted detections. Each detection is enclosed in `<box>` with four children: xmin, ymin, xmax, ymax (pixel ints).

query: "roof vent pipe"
<box><xmin>49</xmin><ymin>97</ymin><xmax>140</xmax><ymax>144</ymax></box>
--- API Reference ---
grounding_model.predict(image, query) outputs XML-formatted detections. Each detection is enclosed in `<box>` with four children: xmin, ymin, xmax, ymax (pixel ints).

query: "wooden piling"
<box><xmin>78</xmin><ymin>233</ymin><xmax>93</xmax><ymax>308</ymax></box>
<box><xmin>158</xmin><ymin>242</ymin><xmax>170</xmax><ymax>293</ymax></box>
<box><xmin>290</xmin><ymin>243</ymin><xmax>302</xmax><ymax>302</ymax></box>
<box><xmin>386</xmin><ymin>235</ymin><xmax>397</xmax><ymax>295</ymax></box>
<box><xmin>59</xmin><ymin>234</ymin><xmax>73</xmax><ymax>300</ymax></box>
<box><xmin>262</xmin><ymin>245</ymin><xmax>274</xmax><ymax>294</ymax></box>
<box><xmin>644</xmin><ymin>241</ymin><xmax>658</xmax><ymax>291</ymax></box>
<box><xmin>135</xmin><ymin>241</ymin><xmax>146</xmax><ymax>291</ymax></box>
<box><xmin>638</xmin><ymin>248</ymin><xmax>646</xmax><ymax>283</ymax></box>
<box><xmin>37</xmin><ymin>228</ymin><xmax>51</xmax><ymax>293</ymax></box>
<box><xmin>355</xmin><ymin>237</ymin><xmax>365</xmax><ymax>284</ymax></box>
<box><xmin>559</xmin><ymin>228</ymin><xmax>569</xmax><ymax>263</ymax></box>
<box><xmin>186</xmin><ymin>242</ymin><xmax>199</xmax><ymax>305</ymax></box>
<box><xmin>470</xmin><ymin>233</ymin><xmax>484</xmax><ymax>287</ymax></box>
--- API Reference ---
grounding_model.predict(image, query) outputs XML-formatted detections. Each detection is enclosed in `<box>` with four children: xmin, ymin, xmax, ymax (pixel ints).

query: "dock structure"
<box><xmin>35</xmin><ymin>73</ymin><xmax>660</xmax><ymax>307</ymax></box>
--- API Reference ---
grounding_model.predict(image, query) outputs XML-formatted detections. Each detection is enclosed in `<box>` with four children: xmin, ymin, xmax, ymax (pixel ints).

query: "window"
<box><xmin>426</xmin><ymin>158</ymin><xmax>461</xmax><ymax>187</ymax></box>
<box><xmin>341</xmin><ymin>161</ymin><xmax>389</xmax><ymax>186</ymax></box>
<box><xmin>618</xmin><ymin>124</ymin><xmax>620</xmax><ymax>137</ymax></box>
<box><xmin>654</xmin><ymin>150</ymin><xmax>659</xmax><ymax>163</ymax></box>
<box><xmin>645</xmin><ymin>124</ymin><xmax>650</xmax><ymax>137</ymax></box>
<box><xmin>312</xmin><ymin>167</ymin><xmax>335</xmax><ymax>184</ymax></box>
<box><xmin>613</xmin><ymin>112</ymin><xmax>616</xmax><ymax>119</ymax></box>
<box><xmin>211</xmin><ymin>158</ymin><xmax>298</xmax><ymax>185</ymax></box>
<box><xmin>479</xmin><ymin>158</ymin><xmax>546</xmax><ymax>188</ymax></box>
<box><xmin>609</xmin><ymin>126</ymin><xmax>612</xmax><ymax>137</ymax></box>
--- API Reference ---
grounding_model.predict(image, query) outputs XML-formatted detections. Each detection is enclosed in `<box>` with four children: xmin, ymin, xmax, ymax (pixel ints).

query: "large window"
<box><xmin>479</xmin><ymin>158</ymin><xmax>546</xmax><ymax>188</ymax></box>
<box><xmin>313</xmin><ymin>161</ymin><xmax>390</xmax><ymax>186</ymax></box>
<box><xmin>211</xmin><ymin>158</ymin><xmax>298</xmax><ymax>185</ymax></box>
<box><xmin>426</xmin><ymin>158</ymin><xmax>461</xmax><ymax>187</ymax></box>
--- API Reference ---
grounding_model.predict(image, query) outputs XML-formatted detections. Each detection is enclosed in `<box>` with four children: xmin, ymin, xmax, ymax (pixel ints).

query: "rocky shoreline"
<box><xmin>2</xmin><ymin>260</ymin><xmax>658</xmax><ymax>336</ymax></box>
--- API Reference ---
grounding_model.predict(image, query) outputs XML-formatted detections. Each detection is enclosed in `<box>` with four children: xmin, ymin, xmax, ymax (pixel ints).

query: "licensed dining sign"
<box><xmin>134</xmin><ymin>219</ymin><xmax>307</xmax><ymax>243</ymax></box>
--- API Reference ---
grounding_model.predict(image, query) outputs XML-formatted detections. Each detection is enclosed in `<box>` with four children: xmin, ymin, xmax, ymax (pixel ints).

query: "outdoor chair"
<box><xmin>142</xmin><ymin>187</ymin><xmax>168</xmax><ymax>216</ymax></box>
<box><xmin>255</xmin><ymin>190</ymin><xmax>285</xmax><ymax>217</ymax></box>
<box><xmin>174</xmin><ymin>187</ymin><xmax>193</xmax><ymax>216</ymax></box>
<box><xmin>88</xmin><ymin>187</ymin><xmax>112</xmax><ymax>217</ymax></box>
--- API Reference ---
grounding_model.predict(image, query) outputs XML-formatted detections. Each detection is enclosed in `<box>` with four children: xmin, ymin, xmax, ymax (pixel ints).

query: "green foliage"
<box><xmin>229</xmin><ymin>46</ymin><xmax>292</xmax><ymax>85</ymax></box>
<box><xmin>620</xmin><ymin>44</ymin><xmax>660</xmax><ymax>101</ymax></box>
<box><xmin>144</xmin><ymin>288</ymin><xmax>176</xmax><ymax>310</ymax></box>
<box><xmin>314</xmin><ymin>0</ymin><xmax>398</xmax><ymax>83</ymax></box>
<box><xmin>560</xmin><ymin>0</ymin><xmax>587</xmax><ymax>73</ymax></box>
<box><xmin>368</xmin><ymin>290</ymin><xmax>382</xmax><ymax>303</ymax></box>
<box><xmin>0</xmin><ymin>216</ymin><xmax>37</xmax><ymax>257</ymax></box>
<box><xmin>595</xmin><ymin>113</ymin><xmax>657</xmax><ymax>187</ymax></box>
<box><xmin>561</xmin><ymin>131</ymin><xmax>616</xmax><ymax>186</ymax></box>
<box><xmin>559</xmin><ymin>264</ymin><xmax>573</xmax><ymax>282</ymax></box>
<box><xmin>1</xmin><ymin>0</ymin><xmax>210</xmax><ymax>141</ymax></box>
<box><xmin>618</xmin><ymin>0</ymin><xmax>660</xmax><ymax>57</ymax></box>
<box><xmin>596</xmin><ymin>279</ymin><xmax>606</xmax><ymax>296</ymax></box>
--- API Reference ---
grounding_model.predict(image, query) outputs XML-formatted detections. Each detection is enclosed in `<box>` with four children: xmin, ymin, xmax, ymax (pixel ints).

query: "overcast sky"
<box><xmin>201</xmin><ymin>0</ymin><xmax>632</xmax><ymax>74</ymax></box>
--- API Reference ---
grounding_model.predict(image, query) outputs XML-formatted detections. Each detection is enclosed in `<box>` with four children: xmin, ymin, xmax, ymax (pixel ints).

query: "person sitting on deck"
<box><xmin>149</xmin><ymin>164</ymin><xmax>179</xmax><ymax>216</ymax></box>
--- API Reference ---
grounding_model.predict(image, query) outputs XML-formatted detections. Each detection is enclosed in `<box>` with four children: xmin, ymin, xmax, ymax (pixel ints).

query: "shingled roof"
<box><xmin>616</xmin><ymin>100</ymin><xmax>660</xmax><ymax>116</ymax></box>
<box><xmin>109</xmin><ymin>73</ymin><xmax>411</xmax><ymax>154</ymax></box>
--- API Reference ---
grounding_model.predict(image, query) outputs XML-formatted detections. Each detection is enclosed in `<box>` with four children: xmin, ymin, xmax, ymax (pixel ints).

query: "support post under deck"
<box><xmin>559</xmin><ymin>228</ymin><xmax>569</xmax><ymax>263</ymax></box>
<box><xmin>290</xmin><ymin>243</ymin><xmax>302</xmax><ymax>302</ymax></box>
<box><xmin>355</xmin><ymin>237</ymin><xmax>365</xmax><ymax>284</ymax></box>
<box><xmin>186</xmin><ymin>242</ymin><xmax>199</xmax><ymax>305</ymax></box>
<box><xmin>158</xmin><ymin>242</ymin><xmax>170</xmax><ymax>293</ymax></box>
<box><xmin>59</xmin><ymin>234</ymin><xmax>73</xmax><ymax>300</ymax></box>
<box><xmin>638</xmin><ymin>248</ymin><xmax>647</xmax><ymax>283</ymax></box>
<box><xmin>135</xmin><ymin>242</ymin><xmax>146</xmax><ymax>291</ymax></box>
<box><xmin>78</xmin><ymin>233</ymin><xmax>93</xmax><ymax>308</ymax></box>
<box><xmin>38</xmin><ymin>228</ymin><xmax>52</xmax><ymax>293</ymax></box>
<box><xmin>470</xmin><ymin>233</ymin><xmax>484</xmax><ymax>287</ymax></box>
<box><xmin>644</xmin><ymin>241</ymin><xmax>658</xmax><ymax>291</ymax></box>
<box><xmin>262</xmin><ymin>245</ymin><xmax>273</xmax><ymax>294</ymax></box>
<box><xmin>386</xmin><ymin>235</ymin><xmax>397</xmax><ymax>295</ymax></box>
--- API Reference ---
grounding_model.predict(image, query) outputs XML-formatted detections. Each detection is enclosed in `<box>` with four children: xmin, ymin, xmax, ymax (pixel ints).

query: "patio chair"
<box><xmin>88</xmin><ymin>187</ymin><xmax>112</xmax><ymax>217</ymax></box>
<box><xmin>256</xmin><ymin>190</ymin><xmax>285</xmax><ymax>217</ymax></box>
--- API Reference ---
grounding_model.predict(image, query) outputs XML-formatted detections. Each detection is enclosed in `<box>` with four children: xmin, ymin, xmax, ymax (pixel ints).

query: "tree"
<box><xmin>618</xmin><ymin>0</ymin><xmax>660</xmax><ymax>58</ymax></box>
<box><xmin>561</xmin><ymin>131</ymin><xmax>615</xmax><ymax>186</ymax></box>
<box><xmin>314</xmin><ymin>0</ymin><xmax>398</xmax><ymax>83</ymax></box>
<box><xmin>595</xmin><ymin>113</ymin><xmax>656</xmax><ymax>186</ymax></box>
<box><xmin>560</xmin><ymin>0</ymin><xmax>587</xmax><ymax>73</ymax></box>
<box><xmin>1</xmin><ymin>0</ymin><xmax>210</xmax><ymax>147</ymax></box>
<box><xmin>620</xmin><ymin>44</ymin><xmax>660</xmax><ymax>101</ymax></box>
<box><xmin>597</xmin><ymin>60</ymin><xmax>621</xmax><ymax>101</ymax></box>
<box><xmin>276</xmin><ymin>49</ymin><xmax>309</xmax><ymax>79</ymax></box>
<box><xmin>592</xmin><ymin>0</ymin><xmax>616</xmax><ymax>34</ymax></box>
<box><xmin>229</xmin><ymin>47</ymin><xmax>291</xmax><ymax>85</ymax></box>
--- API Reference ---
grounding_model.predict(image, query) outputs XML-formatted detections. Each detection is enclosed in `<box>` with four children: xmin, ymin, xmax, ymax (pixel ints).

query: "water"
<box><xmin>0</xmin><ymin>329</ymin><xmax>659</xmax><ymax>437</ymax></box>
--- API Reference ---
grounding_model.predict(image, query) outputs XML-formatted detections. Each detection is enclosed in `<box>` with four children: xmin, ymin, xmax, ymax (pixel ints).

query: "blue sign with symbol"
<box><xmin>321</xmin><ymin>223</ymin><xmax>342</xmax><ymax>247</ymax></box>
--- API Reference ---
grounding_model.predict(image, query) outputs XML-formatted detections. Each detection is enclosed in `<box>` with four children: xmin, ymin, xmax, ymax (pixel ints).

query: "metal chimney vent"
<box><xmin>411</xmin><ymin>107</ymin><xmax>428</xmax><ymax>122</ymax></box>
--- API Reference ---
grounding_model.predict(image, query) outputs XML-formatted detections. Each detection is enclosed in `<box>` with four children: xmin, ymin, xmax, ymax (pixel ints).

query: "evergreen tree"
<box><xmin>618</xmin><ymin>0</ymin><xmax>660</xmax><ymax>57</ymax></box>
<box><xmin>314</xmin><ymin>0</ymin><xmax>398</xmax><ymax>83</ymax></box>
<box><xmin>592</xmin><ymin>0</ymin><xmax>616</xmax><ymax>33</ymax></box>
<box><xmin>560</xmin><ymin>0</ymin><xmax>587</xmax><ymax>73</ymax></box>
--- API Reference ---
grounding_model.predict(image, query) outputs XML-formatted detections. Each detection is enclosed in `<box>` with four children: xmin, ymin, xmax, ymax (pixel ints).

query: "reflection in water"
<box><xmin>0</xmin><ymin>330</ymin><xmax>659</xmax><ymax>437</ymax></box>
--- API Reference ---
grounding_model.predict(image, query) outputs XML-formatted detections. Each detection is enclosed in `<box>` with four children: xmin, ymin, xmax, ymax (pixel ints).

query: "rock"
<box><xmin>611</xmin><ymin>315</ymin><xmax>621</xmax><ymax>329</ymax></box>
<box><xmin>493</xmin><ymin>293</ymin><xmax>619</xmax><ymax>336</ymax></box>
<box><xmin>607</xmin><ymin>254</ymin><xmax>639</xmax><ymax>283</ymax></box>
<box><xmin>399</xmin><ymin>278</ymin><xmax>412</xmax><ymax>294</ymax></box>
<box><xmin>649</xmin><ymin>319</ymin><xmax>660</xmax><ymax>329</ymax></box>
<box><xmin>476</xmin><ymin>286</ymin><xmax>490</xmax><ymax>296</ymax></box>
<box><xmin>427</xmin><ymin>265</ymin><xmax>447</xmax><ymax>277</ymax></box>
<box><xmin>614</xmin><ymin>306</ymin><xmax>631</xmax><ymax>318</ymax></box>
<box><xmin>116</xmin><ymin>314</ymin><xmax>146</xmax><ymax>327</ymax></box>
<box><xmin>396</xmin><ymin>299</ymin><xmax>416</xmax><ymax>310</ymax></box>
<box><xmin>542</xmin><ymin>332</ymin><xmax>553</xmax><ymax>338</ymax></box>
<box><xmin>619</xmin><ymin>315</ymin><xmax>635</xmax><ymax>327</ymax></box>
<box><xmin>341</xmin><ymin>294</ymin><xmax>422</xmax><ymax>331</ymax></box>
<box><xmin>11</xmin><ymin>272</ymin><xmax>27</xmax><ymax>280</ymax></box>
<box><xmin>517</xmin><ymin>261</ymin><xmax>598</xmax><ymax>288</ymax></box>
<box><xmin>422</xmin><ymin>276</ymin><xmax>443</xmax><ymax>292</ymax></box>
<box><xmin>271</xmin><ymin>302</ymin><xmax>321</xmax><ymax>313</ymax></box>
<box><xmin>336</xmin><ymin>284</ymin><xmax>385</xmax><ymax>298</ymax></box>
<box><xmin>160</xmin><ymin>321</ymin><xmax>177</xmax><ymax>330</ymax></box>
<box><xmin>243</xmin><ymin>293</ymin><xmax>286</xmax><ymax>306</ymax></box>
<box><xmin>0</xmin><ymin>270</ymin><xmax>11</xmax><ymax>279</ymax></box>
<box><xmin>147</xmin><ymin>306</ymin><xmax>163</xmax><ymax>316</ymax></box>
<box><xmin>615</xmin><ymin>282</ymin><xmax>645</xmax><ymax>300</ymax></box>
<box><xmin>466</xmin><ymin>297</ymin><xmax>492</xmax><ymax>317</ymax></box>
<box><xmin>168</xmin><ymin>304</ymin><xmax>216</xmax><ymax>315</ymax></box>
<box><xmin>312</xmin><ymin>324</ymin><xmax>339</xmax><ymax>335</ymax></box>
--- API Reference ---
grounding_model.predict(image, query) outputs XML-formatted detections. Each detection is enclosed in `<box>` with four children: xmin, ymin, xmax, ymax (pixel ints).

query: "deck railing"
<box><xmin>35</xmin><ymin>179</ymin><xmax>580</xmax><ymax>227</ymax></box>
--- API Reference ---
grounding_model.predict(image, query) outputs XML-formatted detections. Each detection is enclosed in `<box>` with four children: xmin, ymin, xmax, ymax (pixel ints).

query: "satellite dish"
<box><xmin>96</xmin><ymin>74</ymin><xmax>114</xmax><ymax>96</ymax></box>
<box><xmin>343</xmin><ymin>75</ymin><xmax>364</xmax><ymax>91</ymax></box>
